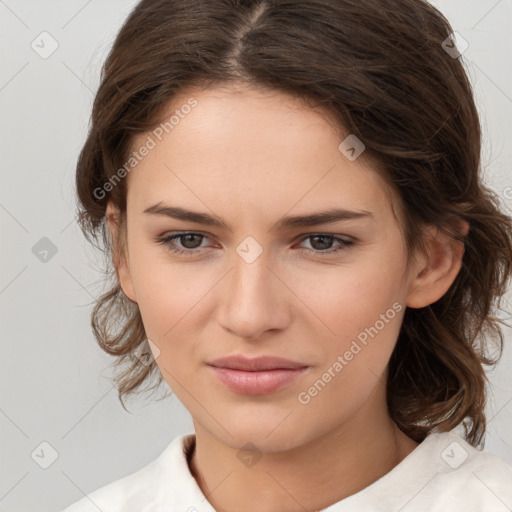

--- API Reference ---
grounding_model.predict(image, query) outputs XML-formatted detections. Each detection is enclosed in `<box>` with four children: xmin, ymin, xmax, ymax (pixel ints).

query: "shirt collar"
<box><xmin>153</xmin><ymin>432</ymin><xmax>216</xmax><ymax>511</ymax></box>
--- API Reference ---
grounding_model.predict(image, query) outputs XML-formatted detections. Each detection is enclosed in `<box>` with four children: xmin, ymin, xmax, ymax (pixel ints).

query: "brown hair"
<box><xmin>75</xmin><ymin>0</ymin><xmax>512</xmax><ymax>447</ymax></box>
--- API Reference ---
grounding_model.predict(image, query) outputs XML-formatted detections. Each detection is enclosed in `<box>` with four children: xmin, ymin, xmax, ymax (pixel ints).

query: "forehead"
<box><xmin>125</xmin><ymin>84</ymin><xmax>396</xmax><ymax>221</ymax></box>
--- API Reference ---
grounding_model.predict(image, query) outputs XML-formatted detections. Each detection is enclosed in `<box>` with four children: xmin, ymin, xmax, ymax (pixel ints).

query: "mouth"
<box><xmin>207</xmin><ymin>355</ymin><xmax>309</xmax><ymax>395</ymax></box>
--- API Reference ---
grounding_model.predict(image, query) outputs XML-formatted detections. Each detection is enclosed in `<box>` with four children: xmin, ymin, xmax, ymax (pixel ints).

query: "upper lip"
<box><xmin>207</xmin><ymin>355</ymin><xmax>308</xmax><ymax>371</ymax></box>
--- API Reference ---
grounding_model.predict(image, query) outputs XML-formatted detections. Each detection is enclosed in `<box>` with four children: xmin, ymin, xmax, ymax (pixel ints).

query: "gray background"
<box><xmin>0</xmin><ymin>1</ymin><xmax>511</xmax><ymax>511</ymax></box>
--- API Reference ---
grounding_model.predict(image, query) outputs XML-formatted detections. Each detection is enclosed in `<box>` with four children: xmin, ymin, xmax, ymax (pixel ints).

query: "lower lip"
<box><xmin>208</xmin><ymin>366</ymin><xmax>308</xmax><ymax>395</ymax></box>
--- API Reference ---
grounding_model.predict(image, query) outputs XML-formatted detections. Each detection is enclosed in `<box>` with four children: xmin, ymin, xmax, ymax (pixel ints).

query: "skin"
<box><xmin>106</xmin><ymin>83</ymin><xmax>468</xmax><ymax>512</ymax></box>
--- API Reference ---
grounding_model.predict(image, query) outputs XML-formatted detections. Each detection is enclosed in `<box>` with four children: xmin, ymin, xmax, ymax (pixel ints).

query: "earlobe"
<box><xmin>105</xmin><ymin>202</ymin><xmax>138</xmax><ymax>304</ymax></box>
<box><xmin>406</xmin><ymin>220</ymin><xmax>469</xmax><ymax>309</ymax></box>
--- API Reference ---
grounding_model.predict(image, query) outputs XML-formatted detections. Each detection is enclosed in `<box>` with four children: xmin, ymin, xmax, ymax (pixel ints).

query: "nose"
<box><xmin>217</xmin><ymin>250</ymin><xmax>291</xmax><ymax>341</ymax></box>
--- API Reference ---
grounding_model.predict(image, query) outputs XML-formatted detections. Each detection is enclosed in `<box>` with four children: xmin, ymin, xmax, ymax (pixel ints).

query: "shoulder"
<box><xmin>335</xmin><ymin>431</ymin><xmax>512</xmax><ymax>512</ymax></box>
<box><xmin>61</xmin><ymin>434</ymin><xmax>191</xmax><ymax>512</ymax></box>
<box><xmin>414</xmin><ymin>432</ymin><xmax>512</xmax><ymax>510</ymax></box>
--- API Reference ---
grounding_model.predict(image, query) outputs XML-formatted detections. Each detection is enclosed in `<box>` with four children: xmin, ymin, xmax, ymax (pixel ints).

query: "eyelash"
<box><xmin>154</xmin><ymin>232</ymin><xmax>355</xmax><ymax>257</ymax></box>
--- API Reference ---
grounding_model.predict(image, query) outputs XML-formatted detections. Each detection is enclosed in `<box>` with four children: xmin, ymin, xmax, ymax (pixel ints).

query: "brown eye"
<box><xmin>298</xmin><ymin>234</ymin><xmax>354</xmax><ymax>255</ymax></box>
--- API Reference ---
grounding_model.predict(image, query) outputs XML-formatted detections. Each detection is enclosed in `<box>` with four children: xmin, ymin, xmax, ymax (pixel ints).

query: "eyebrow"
<box><xmin>143</xmin><ymin>203</ymin><xmax>374</xmax><ymax>231</ymax></box>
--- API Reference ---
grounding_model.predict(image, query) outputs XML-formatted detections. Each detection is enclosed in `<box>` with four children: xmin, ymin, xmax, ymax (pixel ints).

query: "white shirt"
<box><xmin>62</xmin><ymin>431</ymin><xmax>512</xmax><ymax>511</ymax></box>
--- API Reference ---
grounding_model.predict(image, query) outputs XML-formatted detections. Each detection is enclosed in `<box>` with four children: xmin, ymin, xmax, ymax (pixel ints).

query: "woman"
<box><xmin>63</xmin><ymin>0</ymin><xmax>512</xmax><ymax>510</ymax></box>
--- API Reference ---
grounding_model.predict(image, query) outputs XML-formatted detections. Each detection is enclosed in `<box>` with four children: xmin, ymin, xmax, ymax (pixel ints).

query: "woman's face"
<box><xmin>111</xmin><ymin>84</ymin><xmax>422</xmax><ymax>451</ymax></box>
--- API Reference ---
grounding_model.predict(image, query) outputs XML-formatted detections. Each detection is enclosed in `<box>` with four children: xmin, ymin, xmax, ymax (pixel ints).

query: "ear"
<box><xmin>105</xmin><ymin>201</ymin><xmax>138</xmax><ymax>304</ymax></box>
<box><xmin>406</xmin><ymin>219</ymin><xmax>469</xmax><ymax>309</ymax></box>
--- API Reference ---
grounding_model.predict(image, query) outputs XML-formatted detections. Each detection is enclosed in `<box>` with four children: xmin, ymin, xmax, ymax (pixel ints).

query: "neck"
<box><xmin>188</xmin><ymin>387</ymin><xmax>419</xmax><ymax>512</ymax></box>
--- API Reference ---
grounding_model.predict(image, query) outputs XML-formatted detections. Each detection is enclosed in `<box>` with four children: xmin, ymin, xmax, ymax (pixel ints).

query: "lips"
<box><xmin>207</xmin><ymin>355</ymin><xmax>309</xmax><ymax>395</ymax></box>
<box><xmin>208</xmin><ymin>355</ymin><xmax>307</xmax><ymax>371</ymax></box>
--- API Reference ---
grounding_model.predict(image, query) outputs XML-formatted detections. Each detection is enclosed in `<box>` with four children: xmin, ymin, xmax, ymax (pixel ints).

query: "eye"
<box><xmin>297</xmin><ymin>234</ymin><xmax>355</xmax><ymax>255</ymax></box>
<box><xmin>155</xmin><ymin>232</ymin><xmax>211</xmax><ymax>255</ymax></box>
<box><xmin>155</xmin><ymin>232</ymin><xmax>355</xmax><ymax>257</ymax></box>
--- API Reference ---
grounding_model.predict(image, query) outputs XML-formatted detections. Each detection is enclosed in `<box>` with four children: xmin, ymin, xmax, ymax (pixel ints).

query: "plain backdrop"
<box><xmin>0</xmin><ymin>1</ymin><xmax>511</xmax><ymax>511</ymax></box>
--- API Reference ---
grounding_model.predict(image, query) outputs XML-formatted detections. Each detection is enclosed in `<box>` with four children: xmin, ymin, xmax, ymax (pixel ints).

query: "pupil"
<box><xmin>182</xmin><ymin>234</ymin><xmax>201</xmax><ymax>249</ymax></box>
<box><xmin>313</xmin><ymin>235</ymin><xmax>332</xmax><ymax>250</ymax></box>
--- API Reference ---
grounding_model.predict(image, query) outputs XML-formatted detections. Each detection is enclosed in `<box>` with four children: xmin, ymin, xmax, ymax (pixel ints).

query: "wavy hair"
<box><xmin>75</xmin><ymin>0</ymin><xmax>512</xmax><ymax>447</ymax></box>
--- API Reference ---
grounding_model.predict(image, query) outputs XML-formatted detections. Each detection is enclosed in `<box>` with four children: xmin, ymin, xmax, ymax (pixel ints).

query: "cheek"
<box><xmin>127</xmin><ymin>243</ymin><xmax>220</xmax><ymax>370</ymax></box>
<box><xmin>127</xmin><ymin>244</ymin><xmax>189</xmax><ymax>341</ymax></box>
<box><xmin>296</xmin><ymin>254</ymin><xmax>406</xmax><ymax>341</ymax></box>
<box><xmin>295</xmin><ymin>298</ymin><xmax>404</xmax><ymax>428</ymax></box>
<box><xmin>294</xmin><ymin>244</ymin><xmax>406</xmax><ymax>387</ymax></box>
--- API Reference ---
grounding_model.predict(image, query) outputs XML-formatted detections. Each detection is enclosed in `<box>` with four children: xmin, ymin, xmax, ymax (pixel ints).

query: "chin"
<box><xmin>202</xmin><ymin>415</ymin><xmax>315</xmax><ymax>454</ymax></box>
